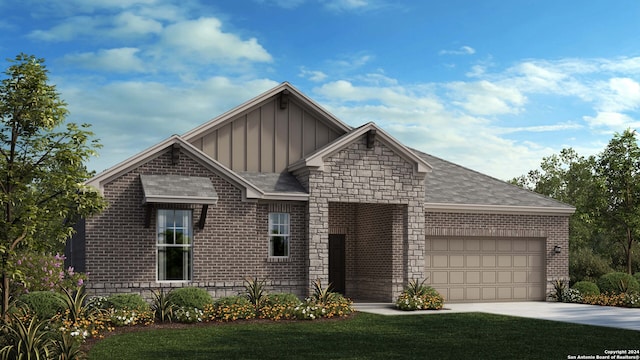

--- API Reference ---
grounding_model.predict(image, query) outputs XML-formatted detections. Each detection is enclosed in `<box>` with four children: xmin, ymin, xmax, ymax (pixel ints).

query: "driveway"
<box><xmin>354</xmin><ymin>302</ymin><xmax>640</xmax><ymax>331</ymax></box>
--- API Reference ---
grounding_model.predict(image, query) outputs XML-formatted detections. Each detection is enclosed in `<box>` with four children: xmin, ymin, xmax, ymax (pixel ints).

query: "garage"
<box><xmin>425</xmin><ymin>238</ymin><xmax>546</xmax><ymax>302</ymax></box>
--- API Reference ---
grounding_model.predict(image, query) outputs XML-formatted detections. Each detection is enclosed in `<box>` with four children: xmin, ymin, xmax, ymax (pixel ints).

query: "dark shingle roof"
<box><xmin>237</xmin><ymin>172</ymin><xmax>307</xmax><ymax>194</ymax></box>
<box><xmin>413</xmin><ymin>149</ymin><xmax>574</xmax><ymax>209</ymax></box>
<box><xmin>140</xmin><ymin>175</ymin><xmax>218</xmax><ymax>204</ymax></box>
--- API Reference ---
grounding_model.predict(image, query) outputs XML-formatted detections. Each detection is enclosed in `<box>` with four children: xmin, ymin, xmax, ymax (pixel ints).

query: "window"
<box><xmin>268</xmin><ymin>212</ymin><xmax>289</xmax><ymax>257</ymax></box>
<box><xmin>157</xmin><ymin>209</ymin><xmax>192</xmax><ymax>281</ymax></box>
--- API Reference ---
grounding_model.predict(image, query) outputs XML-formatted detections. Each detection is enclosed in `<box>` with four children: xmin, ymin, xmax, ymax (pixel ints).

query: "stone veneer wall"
<box><xmin>297</xmin><ymin>136</ymin><xmax>426</xmax><ymax>301</ymax></box>
<box><xmin>424</xmin><ymin>211</ymin><xmax>570</xmax><ymax>297</ymax></box>
<box><xmin>85</xmin><ymin>148</ymin><xmax>308</xmax><ymax>299</ymax></box>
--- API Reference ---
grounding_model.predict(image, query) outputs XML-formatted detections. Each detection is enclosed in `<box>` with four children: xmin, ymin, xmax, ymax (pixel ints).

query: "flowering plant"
<box><xmin>14</xmin><ymin>252</ymin><xmax>88</xmax><ymax>293</ymax></box>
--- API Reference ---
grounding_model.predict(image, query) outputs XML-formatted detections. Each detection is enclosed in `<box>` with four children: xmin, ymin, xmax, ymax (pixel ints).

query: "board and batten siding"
<box><xmin>190</xmin><ymin>98</ymin><xmax>343</xmax><ymax>173</ymax></box>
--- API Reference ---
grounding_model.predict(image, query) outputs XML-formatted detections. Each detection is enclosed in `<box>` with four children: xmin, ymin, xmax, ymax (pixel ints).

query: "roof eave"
<box><xmin>424</xmin><ymin>203</ymin><xmax>576</xmax><ymax>215</ymax></box>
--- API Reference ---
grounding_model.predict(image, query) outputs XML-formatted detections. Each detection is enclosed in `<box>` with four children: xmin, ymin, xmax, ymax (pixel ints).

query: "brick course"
<box><xmin>85</xmin><ymin>148</ymin><xmax>308</xmax><ymax>299</ymax></box>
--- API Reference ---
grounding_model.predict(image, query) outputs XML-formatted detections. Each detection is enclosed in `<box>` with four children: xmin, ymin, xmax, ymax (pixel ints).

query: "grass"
<box><xmin>88</xmin><ymin>312</ymin><xmax>640</xmax><ymax>359</ymax></box>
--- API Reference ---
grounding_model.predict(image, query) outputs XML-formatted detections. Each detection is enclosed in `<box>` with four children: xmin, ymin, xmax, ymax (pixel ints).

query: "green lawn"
<box><xmin>88</xmin><ymin>312</ymin><xmax>640</xmax><ymax>360</ymax></box>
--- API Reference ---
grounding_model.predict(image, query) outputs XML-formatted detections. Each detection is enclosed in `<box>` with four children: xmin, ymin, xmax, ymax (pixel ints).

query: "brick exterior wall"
<box><xmin>297</xmin><ymin>136</ymin><xmax>426</xmax><ymax>301</ymax></box>
<box><xmin>84</xmin><ymin>148</ymin><xmax>308</xmax><ymax>299</ymax></box>
<box><xmin>424</xmin><ymin>212</ymin><xmax>570</xmax><ymax>296</ymax></box>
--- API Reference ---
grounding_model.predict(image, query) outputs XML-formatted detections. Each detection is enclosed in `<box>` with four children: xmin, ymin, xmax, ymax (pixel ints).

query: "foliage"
<box><xmin>569</xmin><ymin>247</ymin><xmax>612</xmax><ymax>283</ymax></box>
<box><xmin>205</xmin><ymin>296</ymin><xmax>255</xmax><ymax>322</ymax></box>
<box><xmin>310</xmin><ymin>278</ymin><xmax>336</xmax><ymax>304</ymax></box>
<box><xmin>571</xmin><ymin>281</ymin><xmax>600</xmax><ymax>297</ymax></box>
<box><xmin>0</xmin><ymin>313</ymin><xmax>54</xmax><ymax>359</ymax></box>
<box><xmin>243</xmin><ymin>277</ymin><xmax>268</xmax><ymax>309</ymax></box>
<box><xmin>14</xmin><ymin>252</ymin><xmax>88</xmax><ymax>294</ymax></box>
<box><xmin>395</xmin><ymin>280</ymin><xmax>444</xmax><ymax>310</ymax></box>
<box><xmin>582</xmin><ymin>292</ymin><xmax>640</xmax><ymax>308</ymax></box>
<box><xmin>0</xmin><ymin>53</ymin><xmax>107</xmax><ymax>317</ymax></box>
<box><xmin>258</xmin><ymin>293</ymin><xmax>300</xmax><ymax>320</ymax></box>
<box><xmin>512</xmin><ymin>130</ymin><xmax>640</xmax><ymax>278</ymax></box>
<box><xmin>166</xmin><ymin>287</ymin><xmax>212</xmax><ymax>310</ymax></box>
<box><xmin>151</xmin><ymin>289</ymin><xmax>174</xmax><ymax>323</ymax></box>
<box><xmin>104</xmin><ymin>293</ymin><xmax>149</xmax><ymax>312</ymax></box>
<box><xmin>635</xmin><ymin>272</ymin><xmax>640</xmax><ymax>284</ymax></box>
<box><xmin>293</xmin><ymin>294</ymin><xmax>353</xmax><ymax>320</ymax></box>
<box><xmin>173</xmin><ymin>307</ymin><xmax>204</xmax><ymax>323</ymax></box>
<box><xmin>17</xmin><ymin>291</ymin><xmax>65</xmax><ymax>319</ymax></box>
<box><xmin>597</xmin><ymin>272</ymin><xmax>640</xmax><ymax>295</ymax></box>
<box><xmin>595</xmin><ymin>129</ymin><xmax>640</xmax><ymax>275</ymax></box>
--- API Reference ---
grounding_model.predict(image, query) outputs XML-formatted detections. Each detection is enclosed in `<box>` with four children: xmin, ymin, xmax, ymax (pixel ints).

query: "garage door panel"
<box><xmin>466</xmin><ymin>255</ymin><xmax>480</xmax><ymax>267</ymax></box>
<box><xmin>426</xmin><ymin>238</ymin><xmax>546</xmax><ymax>302</ymax></box>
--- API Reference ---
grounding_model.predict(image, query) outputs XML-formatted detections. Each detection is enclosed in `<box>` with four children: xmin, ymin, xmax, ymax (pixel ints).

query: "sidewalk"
<box><xmin>354</xmin><ymin>302</ymin><xmax>640</xmax><ymax>331</ymax></box>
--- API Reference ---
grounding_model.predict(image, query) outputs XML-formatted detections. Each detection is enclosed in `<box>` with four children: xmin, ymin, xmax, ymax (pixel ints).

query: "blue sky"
<box><xmin>2</xmin><ymin>0</ymin><xmax>640</xmax><ymax>180</ymax></box>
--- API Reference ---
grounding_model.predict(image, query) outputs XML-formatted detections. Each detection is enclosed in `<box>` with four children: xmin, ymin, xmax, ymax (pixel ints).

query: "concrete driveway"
<box><xmin>354</xmin><ymin>302</ymin><xmax>640</xmax><ymax>331</ymax></box>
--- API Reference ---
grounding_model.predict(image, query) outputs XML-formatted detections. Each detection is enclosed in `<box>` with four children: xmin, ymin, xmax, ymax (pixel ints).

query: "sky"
<box><xmin>2</xmin><ymin>0</ymin><xmax>640</xmax><ymax>181</ymax></box>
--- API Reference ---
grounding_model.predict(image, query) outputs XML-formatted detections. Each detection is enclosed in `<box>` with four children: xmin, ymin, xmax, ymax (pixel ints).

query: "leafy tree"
<box><xmin>594</xmin><ymin>129</ymin><xmax>640</xmax><ymax>274</ymax></box>
<box><xmin>0</xmin><ymin>54</ymin><xmax>106</xmax><ymax>317</ymax></box>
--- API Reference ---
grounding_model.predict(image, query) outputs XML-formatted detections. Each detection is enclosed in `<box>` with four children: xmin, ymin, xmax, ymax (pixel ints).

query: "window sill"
<box><xmin>267</xmin><ymin>257</ymin><xmax>291</xmax><ymax>263</ymax></box>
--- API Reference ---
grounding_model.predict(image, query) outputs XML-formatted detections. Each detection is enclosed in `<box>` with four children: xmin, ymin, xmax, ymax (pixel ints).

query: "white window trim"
<box><xmin>268</xmin><ymin>212</ymin><xmax>290</xmax><ymax>258</ymax></box>
<box><xmin>156</xmin><ymin>209</ymin><xmax>193</xmax><ymax>282</ymax></box>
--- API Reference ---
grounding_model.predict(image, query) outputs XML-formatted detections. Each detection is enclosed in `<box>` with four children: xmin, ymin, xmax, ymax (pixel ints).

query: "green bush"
<box><xmin>395</xmin><ymin>280</ymin><xmax>444</xmax><ymax>311</ymax></box>
<box><xmin>17</xmin><ymin>291</ymin><xmax>65</xmax><ymax>319</ymax></box>
<box><xmin>597</xmin><ymin>272</ymin><xmax>640</xmax><ymax>295</ymax></box>
<box><xmin>167</xmin><ymin>287</ymin><xmax>212</xmax><ymax>310</ymax></box>
<box><xmin>569</xmin><ymin>248</ymin><xmax>612</xmax><ymax>283</ymax></box>
<box><xmin>105</xmin><ymin>293</ymin><xmax>150</xmax><ymax>312</ymax></box>
<box><xmin>572</xmin><ymin>281</ymin><xmax>600</xmax><ymax>297</ymax></box>
<box><xmin>634</xmin><ymin>272</ymin><xmax>640</xmax><ymax>284</ymax></box>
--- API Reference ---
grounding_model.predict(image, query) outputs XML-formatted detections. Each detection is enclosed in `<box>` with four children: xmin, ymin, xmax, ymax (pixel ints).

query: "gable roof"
<box><xmin>288</xmin><ymin>122</ymin><xmax>432</xmax><ymax>175</ymax></box>
<box><xmin>413</xmin><ymin>149</ymin><xmax>575</xmax><ymax>215</ymax></box>
<box><xmin>182</xmin><ymin>82</ymin><xmax>352</xmax><ymax>142</ymax></box>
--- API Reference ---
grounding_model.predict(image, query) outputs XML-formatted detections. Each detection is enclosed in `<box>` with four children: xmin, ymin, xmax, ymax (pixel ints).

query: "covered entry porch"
<box><xmin>327</xmin><ymin>202</ymin><xmax>409</xmax><ymax>302</ymax></box>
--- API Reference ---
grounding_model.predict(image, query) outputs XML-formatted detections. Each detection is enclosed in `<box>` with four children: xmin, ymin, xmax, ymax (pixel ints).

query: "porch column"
<box><xmin>308</xmin><ymin>197</ymin><xmax>329</xmax><ymax>294</ymax></box>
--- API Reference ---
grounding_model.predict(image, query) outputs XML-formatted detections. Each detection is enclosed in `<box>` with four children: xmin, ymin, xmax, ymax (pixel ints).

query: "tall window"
<box><xmin>157</xmin><ymin>209</ymin><xmax>192</xmax><ymax>281</ymax></box>
<box><xmin>269</xmin><ymin>213</ymin><xmax>289</xmax><ymax>257</ymax></box>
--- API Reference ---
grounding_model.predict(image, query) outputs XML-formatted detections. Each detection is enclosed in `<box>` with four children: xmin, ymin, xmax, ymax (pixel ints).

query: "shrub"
<box><xmin>14</xmin><ymin>252</ymin><xmax>87</xmax><ymax>294</ymax></box>
<box><xmin>395</xmin><ymin>280</ymin><xmax>444</xmax><ymax>311</ymax></box>
<box><xmin>243</xmin><ymin>277</ymin><xmax>268</xmax><ymax>309</ymax></box>
<box><xmin>151</xmin><ymin>289</ymin><xmax>175</xmax><ymax>323</ymax></box>
<box><xmin>206</xmin><ymin>296</ymin><xmax>256</xmax><ymax>321</ymax></box>
<box><xmin>634</xmin><ymin>272</ymin><xmax>640</xmax><ymax>284</ymax></box>
<box><xmin>105</xmin><ymin>293</ymin><xmax>149</xmax><ymax>312</ymax></box>
<box><xmin>569</xmin><ymin>248</ymin><xmax>612</xmax><ymax>283</ymax></box>
<box><xmin>17</xmin><ymin>291</ymin><xmax>65</xmax><ymax>319</ymax></box>
<box><xmin>597</xmin><ymin>272</ymin><xmax>640</xmax><ymax>295</ymax></box>
<box><xmin>167</xmin><ymin>287</ymin><xmax>212</xmax><ymax>310</ymax></box>
<box><xmin>572</xmin><ymin>281</ymin><xmax>600</xmax><ymax>297</ymax></box>
<box><xmin>259</xmin><ymin>293</ymin><xmax>300</xmax><ymax>320</ymax></box>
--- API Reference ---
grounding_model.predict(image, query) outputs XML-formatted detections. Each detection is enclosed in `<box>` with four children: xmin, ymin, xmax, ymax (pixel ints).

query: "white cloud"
<box><xmin>324</xmin><ymin>0</ymin><xmax>371</xmax><ymax>11</ymax></box>
<box><xmin>598</xmin><ymin>77</ymin><xmax>640</xmax><ymax>113</ymax></box>
<box><xmin>447</xmin><ymin>80</ymin><xmax>526</xmax><ymax>115</ymax></box>
<box><xmin>161</xmin><ymin>17</ymin><xmax>273</xmax><ymax>63</ymax></box>
<box><xmin>299</xmin><ymin>67</ymin><xmax>328</xmax><ymax>82</ymax></box>
<box><xmin>439</xmin><ymin>46</ymin><xmax>476</xmax><ymax>56</ymax></box>
<box><xmin>110</xmin><ymin>11</ymin><xmax>163</xmax><ymax>37</ymax></box>
<box><xmin>28</xmin><ymin>16</ymin><xmax>102</xmax><ymax>41</ymax></box>
<box><xmin>583</xmin><ymin>111</ymin><xmax>640</xmax><ymax>130</ymax></box>
<box><xmin>63</xmin><ymin>48</ymin><xmax>147</xmax><ymax>73</ymax></box>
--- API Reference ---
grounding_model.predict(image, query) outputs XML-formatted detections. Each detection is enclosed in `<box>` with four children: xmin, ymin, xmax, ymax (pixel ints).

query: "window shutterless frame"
<box><xmin>268</xmin><ymin>212</ymin><xmax>290</xmax><ymax>257</ymax></box>
<box><xmin>157</xmin><ymin>209</ymin><xmax>193</xmax><ymax>281</ymax></box>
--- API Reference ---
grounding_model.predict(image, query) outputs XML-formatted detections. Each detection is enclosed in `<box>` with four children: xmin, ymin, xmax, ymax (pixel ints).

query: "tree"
<box><xmin>0</xmin><ymin>54</ymin><xmax>106</xmax><ymax>317</ymax></box>
<box><xmin>595</xmin><ymin>129</ymin><xmax>640</xmax><ymax>274</ymax></box>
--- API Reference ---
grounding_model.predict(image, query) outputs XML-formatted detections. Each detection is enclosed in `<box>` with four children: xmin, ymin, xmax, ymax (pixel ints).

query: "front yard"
<box><xmin>88</xmin><ymin>312</ymin><xmax>640</xmax><ymax>359</ymax></box>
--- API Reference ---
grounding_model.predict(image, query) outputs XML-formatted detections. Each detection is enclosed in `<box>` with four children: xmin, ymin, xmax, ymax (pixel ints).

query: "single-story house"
<box><xmin>68</xmin><ymin>82</ymin><xmax>574</xmax><ymax>302</ymax></box>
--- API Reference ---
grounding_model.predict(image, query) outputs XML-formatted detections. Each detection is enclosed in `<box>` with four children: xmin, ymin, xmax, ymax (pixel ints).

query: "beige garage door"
<box><xmin>425</xmin><ymin>238</ymin><xmax>546</xmax><ymax>302</ymax></box>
